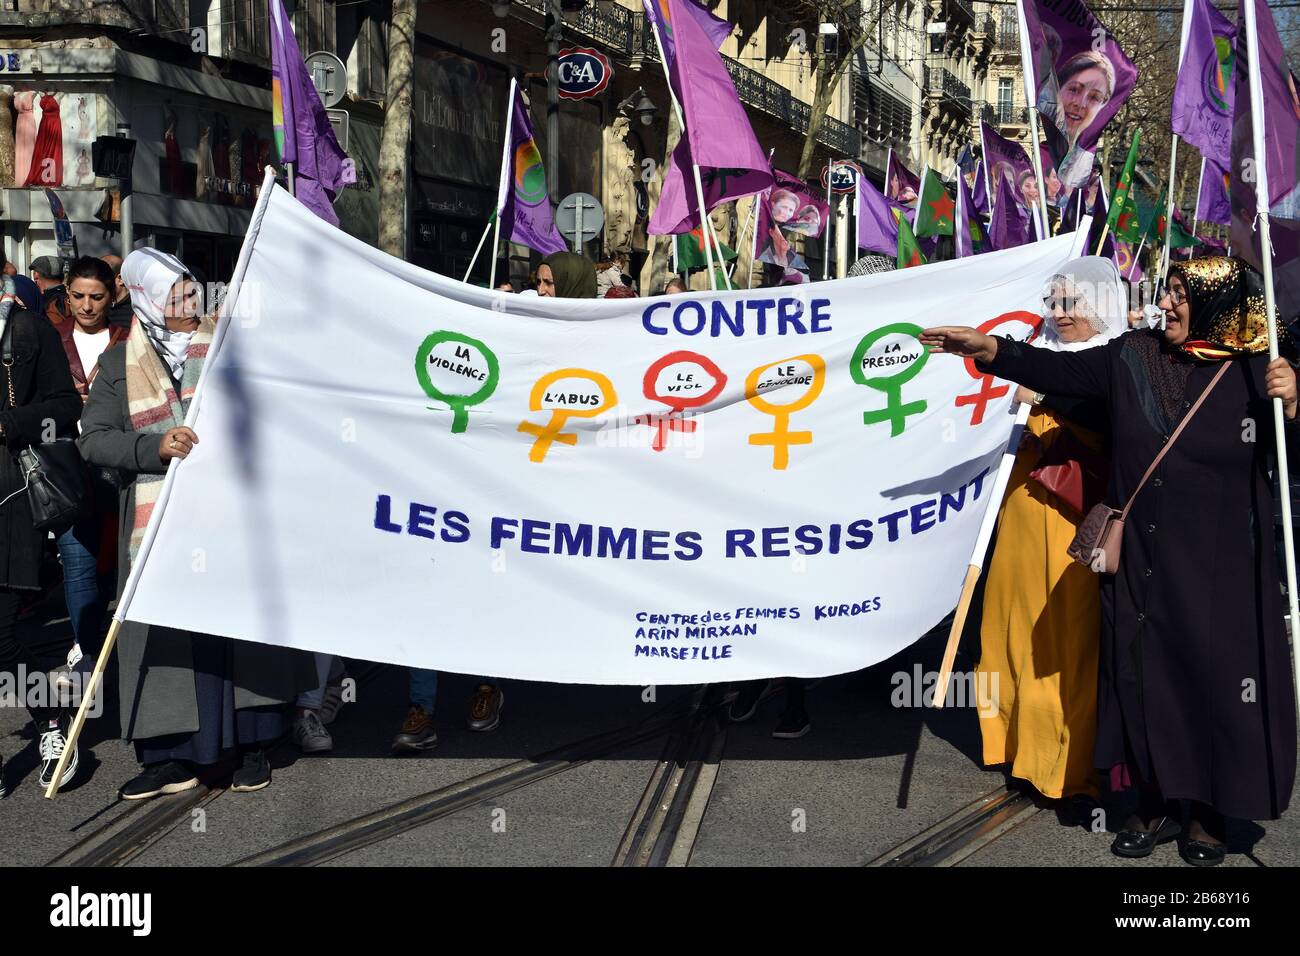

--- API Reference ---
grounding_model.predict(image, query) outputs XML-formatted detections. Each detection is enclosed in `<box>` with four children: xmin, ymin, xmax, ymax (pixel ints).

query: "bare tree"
<box><xmin>787</xmin><ymin>1</ymin><xmax>883</xmax><ymax>178</ymax></box>
<box><xmin>378</xmin><ymin>0</ymin><xmax>417</xmax><ymax>258</ymax></box>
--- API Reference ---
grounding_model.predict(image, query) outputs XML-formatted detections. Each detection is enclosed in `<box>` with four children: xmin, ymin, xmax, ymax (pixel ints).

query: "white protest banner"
<box><xmin>123</xmin><ymin>184</ymin><xmax>1077</xmax><ymax>684</ymax></box>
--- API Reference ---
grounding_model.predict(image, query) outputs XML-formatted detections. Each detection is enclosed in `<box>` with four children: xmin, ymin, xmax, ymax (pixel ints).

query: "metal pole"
<box><xmin>823</xmin><ymin>161</ymin><xmax>833</xmax><ymax>280</ymax></box>
<box><xmin>546</xmin><ymin>1</ymin><xmax>562</xmax><ymax>205</ymax></box>
<box><xmin>1243</xmin><ymin>0</ymin><xmax>1300</xmax><ymax>706</ymax></box>
<box><xmin>116</xmin><ymin>121</ymin><xmax>134</xmax><ymax>255</ymax></box>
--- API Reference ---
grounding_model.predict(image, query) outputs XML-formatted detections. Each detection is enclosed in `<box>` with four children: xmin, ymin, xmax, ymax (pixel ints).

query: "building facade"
<box><xmin>1</xmin><ymin>1</ymin><xmax>948</xmax><ymax>285</ymax></box>
<box><xmin>0</xmin><ymin>0</ymin><xmax>384</xmax><ymax>282</ymax></box>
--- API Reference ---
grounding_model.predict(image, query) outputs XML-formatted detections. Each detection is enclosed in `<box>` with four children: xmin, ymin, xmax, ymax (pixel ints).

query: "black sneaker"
<box><xmin>466</xmin><ymin>684</ymin><xmax>504</xmax><ymax>733</ymax></box>
<box><xmin>392</xmin><ymin>705</ymin><xmax>438</xmax><ymax>753</ymax></box>
<box><xmin>772</xmin><ymin>706</ymin><xmax>811</xmax><ymax>739</ymax></box>
<box><xmin>37</xmin><ymin>716</ymin><xmax>79</xmax><ymax>789</ymax></box>
<box><xmin>728</xmin><ymin>682</ymin><xmax>765</xmax><ymax>723</ymax></box>
<box><xmin>120</xmin><ymin>761</ymin><xmax>199</xmax><ymax>801</ymax></box>
<box><xmin>230</xmin><ymin>750</ymin><xmax>271</xmax><ymax>792</ymax></box>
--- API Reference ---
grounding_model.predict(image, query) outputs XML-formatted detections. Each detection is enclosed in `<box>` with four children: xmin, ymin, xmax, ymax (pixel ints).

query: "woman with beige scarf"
<box><xmin>78</xmin><ymin>249</ymin><xmax>317</xmax><ymax>800</ymax></box>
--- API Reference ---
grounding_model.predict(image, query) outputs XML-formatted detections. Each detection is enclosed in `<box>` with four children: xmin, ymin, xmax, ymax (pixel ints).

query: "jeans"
<box><xmin>55</xmin><ymin>519</ymin><xmax>110</xmax><ymax>676</ymax></box>
<box><xmin>296</xmin><ymin>653</ymin><xmax>337</xmax><ymax>710</ymax></box>
<box><xmin>408</xmin><ymin>670</ymin><xmax>498</xmax><ymax>712</ymax></box>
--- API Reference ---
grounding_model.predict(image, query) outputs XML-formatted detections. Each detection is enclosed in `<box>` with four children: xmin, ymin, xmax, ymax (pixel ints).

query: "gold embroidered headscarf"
<box><xmin>1168</xmin><ymin>256</ymin><xmax>1288</xmax><ymax>361</ymax></box>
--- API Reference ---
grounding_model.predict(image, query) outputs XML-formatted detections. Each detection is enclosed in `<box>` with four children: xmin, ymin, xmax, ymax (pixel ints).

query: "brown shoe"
<box><xmin>466</xmin><ymin>684</ymin><xmax>504</xmax><ymax>733</ymax></box>
<box><xmin>392</xmin><ymin>705</ymin><xmax>438</xmax><ymax>753</ymax></box>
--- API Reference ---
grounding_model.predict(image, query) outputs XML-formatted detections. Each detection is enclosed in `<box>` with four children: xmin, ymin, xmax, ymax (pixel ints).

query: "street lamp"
<box><xmin>617</xmin><ymin>87</ymin><xmax>658</xmax><ymax>127</ymax></box>
<box><xmin>492</xmin><ymin>0</ymin><xmax>511</xmax><ymax>17</ymax></box>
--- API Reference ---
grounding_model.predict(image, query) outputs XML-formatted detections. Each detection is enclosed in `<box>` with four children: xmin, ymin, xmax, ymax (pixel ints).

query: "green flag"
<box><xmin>1106</xmin><ymin>129</ymin><xmax>1142</xmax><ymax>243</ymax></box>
<box><xmin>912</xmin><ymin>168</ymin><xmax>955</xmax><ymax>237</ymax></box>
<box><xmin>675</xmin><ymin>227</ymin><xmax>736</xmax><ymax>271</ymax></box>
<box><xmin>896</xmin><ymin>211</ymin><xmax>927</xmax><ymax>269</ymax></box>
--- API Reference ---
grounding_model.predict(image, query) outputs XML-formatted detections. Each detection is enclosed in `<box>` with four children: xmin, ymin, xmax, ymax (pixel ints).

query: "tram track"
<box><xmin>45</xmin><ymin>661</ymin><xmax>387</xmax><ymax>868</ymax></box>
<box><xmin>866</xmin><ymin>785</ymin><xmax>1043</xmax><ymax>867</ymax></box>
<box><xmin>229</xmin><ymin>688</ymin><xmax>705</xmax><ymax>867</ymax></box>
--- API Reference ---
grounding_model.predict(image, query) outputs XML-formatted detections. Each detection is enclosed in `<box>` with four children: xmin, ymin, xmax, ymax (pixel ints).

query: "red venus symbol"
<box><xmin>955</xmin><ymin>311</ymin><xmax>1042</xmax><ymax>425</ymax></box>
<box><xmin>636</xmin><ymin>351</ymin><xmax>728</xmax><ymax>452</ymax></box>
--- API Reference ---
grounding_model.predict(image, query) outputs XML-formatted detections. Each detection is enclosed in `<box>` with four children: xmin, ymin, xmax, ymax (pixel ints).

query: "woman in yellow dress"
<box><xmin>977</xmin><ymin>256</ymin><xmax>1127</xmax><ymax>800</ymax></box>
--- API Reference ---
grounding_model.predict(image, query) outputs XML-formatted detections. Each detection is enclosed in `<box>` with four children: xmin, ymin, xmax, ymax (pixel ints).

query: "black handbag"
<box><xmin>1</xmin><ymin>310</ymin><xmax>92</xmax><ymax>532</ymax></box>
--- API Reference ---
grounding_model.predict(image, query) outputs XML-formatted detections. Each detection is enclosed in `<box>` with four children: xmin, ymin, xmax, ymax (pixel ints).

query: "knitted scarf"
<box><xmin>124</xmin><ymin>314</ymin><xmax>212</xmax><ymax>562</ymax></box>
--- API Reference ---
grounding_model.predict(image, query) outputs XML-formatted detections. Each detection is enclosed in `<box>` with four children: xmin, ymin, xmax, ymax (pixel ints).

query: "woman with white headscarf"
<box><xmin>78</xmin><ymin>249</ymin><xmax>317</xmax><ymax>801</ymax></box>
<box><xmin>970</xmin><ymin>257</ymin><xmax>1128</xmax><ymax>803</ymax></box>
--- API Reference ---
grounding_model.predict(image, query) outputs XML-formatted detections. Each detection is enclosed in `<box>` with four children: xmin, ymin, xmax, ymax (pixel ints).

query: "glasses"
<box><xmin>1163</xmin><ymin>288</ymin><xmax>1187</xmax><ymax>306</ymax></box>
<box><xmin>1042</xmin><ymin>295</ymin><xmax>1079</xmax><ymax>313</ymax></box>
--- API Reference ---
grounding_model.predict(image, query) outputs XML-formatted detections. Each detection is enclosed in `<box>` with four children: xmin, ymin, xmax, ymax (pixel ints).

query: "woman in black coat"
<box><xmin>0</xmin><ymin>285</ymin><xmax>83</xmax><ymax>792</ymax></box>
<box><xmin>922</xmin><ymin>256</ymin><xmax>1298</xmax><ymax>867</ymax></box>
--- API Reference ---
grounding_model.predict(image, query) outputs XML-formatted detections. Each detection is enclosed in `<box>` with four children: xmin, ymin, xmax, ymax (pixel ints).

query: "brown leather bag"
<box><xmin>1067</xmin><ymin>361</ymin><xmax>1230</xmax><ymax>574</ymax></box>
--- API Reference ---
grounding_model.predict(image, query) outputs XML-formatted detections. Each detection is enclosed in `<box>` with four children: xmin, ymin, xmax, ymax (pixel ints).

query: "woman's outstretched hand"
<box><xmin>919</xmin><ymin>327</ymin><xmax>999</xmax><ymax>365</ymax></box>
<box><xmin>1265</xmin><ymin>356</ymin><xmax>1298</xmax><ymax>420</ymax></box>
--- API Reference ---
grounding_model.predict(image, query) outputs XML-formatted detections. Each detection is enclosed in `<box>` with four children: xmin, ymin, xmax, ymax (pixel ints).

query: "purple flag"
<box><xmin>754</xmin><ymin>169</ymin><xmax>828</xmax><ymax>279</ymax></box>
<box><xmin>643</xmin><ymin>0</ymin><xmax>730</xmax><ymax>64</ymax></box>
<box><xmin>1172</xmin><ymin>0</ymin><xmax>1236</xmax><ymax>168</ymax></box>
<box><xmin>855</xmin><ymin>175</ymin><xmax>909</xmax><ymax>254</ymax></box>
<box><xmin>971</xmin><ymin>161</ymin><xmax>990</xmax><ymax>216</ymax></box>
<box><xmin>885</xmin><ymin>151</ymin><xmax>920</xmax><ymax>204</ymax></box>
<box><xmin>647</xmin><ymin>0</ymin><xmax>772</xmax><ymax>235</ymax></box>
<box><xmin>1197</xmin><ymin>158</ymin><xmax>1232</xmax><ymax>224</ymax></box>
<box><xmin>1231</xmin><ymin>0</ymin><xmax>1300</xmax><ymax>323</ymax></box>
<box><xmin>981</xmin><ymin>121</ymin><xmax>1034</xmax><ymax>209</ymax></box>
<box><xmin>988</xmin><ymin>168</ymin><xmax>1031</xmax><ymax>251</ymax></box>
<box><xmin>954</xmin><ymin>167</ymin><xmax>985</xmax><ymax>257</ymax></box>
<box><xmin>268</xmin><ymin>0</ymin><xmax>354</xmax><ymax>226</ymax></box>
<box><xmin>1021</xmin><ymin>0</ymin><xmax>1139</xmax><ymax>191</ymax></box>
<box><xmin>497</xmin><ymin>80</ymin><xmax>567</xmax><ymax>257</ymax></box>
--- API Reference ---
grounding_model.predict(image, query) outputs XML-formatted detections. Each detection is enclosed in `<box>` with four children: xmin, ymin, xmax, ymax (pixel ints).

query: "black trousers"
<box><xmin>0</xmin><ymin>587</ymin><xmax>53</xmax><ymax>725</ymax></box>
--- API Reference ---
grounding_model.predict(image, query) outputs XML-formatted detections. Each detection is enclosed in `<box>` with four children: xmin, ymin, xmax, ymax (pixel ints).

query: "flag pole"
<box><xmin>649</xmin><ymin>18</ymin><xmax>717</xmax><ymax>291</ymax></box>
<box><xmin>1160</xmin><ymin>137</ymin><xmax>1181</xmax><ymax>282</ymax></box>
<box><xmin>1191</xmin><ymin>156</ymin><xmax>1206</xmax><ymax>239</ymax></box>
<box><xmin>45</xmin><ymin>169</ymin><xmax>280</xmax><ymax>798</ymax></box>
<box><xmin>745</xmin><ymin>147</ymin><xmax>776</xmax><ymax>288</ymax></box>
<box><xmin>823</xmin><ymin>159</ymin><xmax>834</xmax><ymax>280</ymax></box>
<box><xmin>463</xmin><ymin>219</ymin><xmax>494</xmax><ymax>283</ymax></box>
<box><xmin>488</xmin><ymin>79</ymin><xmax>517</xmax><ymax>290</ymax></box>
<box><xmin>1128</xmin><ymin>234</ymin><xmax>1146</xmax><ymax>281</ymax></box>
<box><xmin>1014</xmin><ymin>0</ymin><xmax>1051</xmax><ymax>240</ymax></box>
<box><xmin>736</xmin><ymin>194</ymin><xmax>759</xmax><ymax>288</ymax></box>
<box><xmin>1162</xmin><ymin>0</ymin><xmax>1194</xmax><ymax>282</ymax></box>
<box><xmin>1243</xmin><ymin>0</ymin><xmax>1300</xmax><ymax>707</ymax></box>
<box><xmin>980</xmin><ymin>121</ymin><xmax>997</xmax><ymax>221</ymax></box>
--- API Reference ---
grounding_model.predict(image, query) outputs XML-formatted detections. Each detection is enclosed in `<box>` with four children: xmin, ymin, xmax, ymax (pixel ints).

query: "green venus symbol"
<box><xmin>850</xmin><ymin>322</ymin><xmax>929</xmax><ymax>437</ymax></box>
<box><xmin>415</xmin><ymin>330</ymin><xmax>501</xmax><ymax>434</ymax></box>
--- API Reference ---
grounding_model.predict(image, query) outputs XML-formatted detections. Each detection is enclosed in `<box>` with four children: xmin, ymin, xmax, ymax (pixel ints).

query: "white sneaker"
<box><xmin>293</xmin><ymin>710</ymin><xmax>334</xmax><ymax>754</ymax></box>
<box><xmin>66</xmin><ymin>642</ymin><xmax>83</xmax><ymax>669</ymax></box>
<box><xmin>38</xmin><ymin>719</ymin><xmax>78</xmax><ymax>789</ymax></box>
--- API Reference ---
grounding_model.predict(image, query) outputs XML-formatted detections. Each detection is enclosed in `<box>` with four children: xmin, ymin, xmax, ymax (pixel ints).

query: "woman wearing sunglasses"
<box><xmin>922</xmin><ymin>257</ymin><xmax>1298</xmax><ymax>866</ymax></box>
<box><xmin>974</xmin><ymin>258</ymin><xmax>1126</xmax><ymax>807</ymax></box>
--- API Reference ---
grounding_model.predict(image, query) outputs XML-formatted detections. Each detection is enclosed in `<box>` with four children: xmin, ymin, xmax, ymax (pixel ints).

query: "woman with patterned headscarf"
<box><xmin>922</xmin><ymin>256</ymin><xmax>1298</xmax><ymax>867</ymax></box>
<box><xmin>78</xmin><ymin>249</ymin><xmax>318</xmax><ymax>801</ymax></box>
<box><xmin>977</xmin><ymin>258</ymin><xmax>1127</xmax><ymax>805</ymax></box>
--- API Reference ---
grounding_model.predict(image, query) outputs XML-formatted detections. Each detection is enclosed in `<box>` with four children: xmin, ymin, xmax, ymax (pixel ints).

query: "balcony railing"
<box><xmin>975</xmin><ymin>101</ymin><xmax>996</xmax><ymax>127</ymax></box>
<box><xmin>722</xmin><ymin>56</ymin><xmax>861</xmax><ymax>155</ymax></box>
<box><xmin>925</xmin><ymin>66</ymin><xmax>972</xmax><ymax>110</ymax></box>
<box><xmin>995</xmin><ymin>102</ymin><xmax>1030</xmax><ymax>125</ymax></box>
<box><xmin>504</xmin><ymin>0</ymin><xmax>637</xmax><ymax>55</ymax></box>
<box><xmin>947</xmin><ymin>0</ymin><xmax>976</xmax><ymax>24</ymax></box>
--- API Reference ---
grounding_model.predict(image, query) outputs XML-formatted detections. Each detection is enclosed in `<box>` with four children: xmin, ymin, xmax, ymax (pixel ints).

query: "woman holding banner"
<box><xmin>976</xmin><ymin>258</ymin><xmax>1125</xmax><ymax>804</ymax></box>
<box><xmin>78</xmin><ymin>249</ymin><xmax>318</xmax><ymax>800</ymax></box>
<box><xmin>922</xmin><ymin>257</ymin><xmax>1298</xmax><ymax>866</ymax></box>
